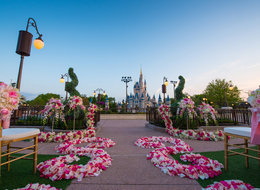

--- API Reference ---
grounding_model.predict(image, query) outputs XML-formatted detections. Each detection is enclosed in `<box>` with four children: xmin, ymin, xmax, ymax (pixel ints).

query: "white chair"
<box><xmin>0</xmin><ymin>128</ymin><xmax>40</xmax><ymax>175</ymax></box>
<box><xmin>224</xmin><ymin>127</ymin><xmax>260</xmax><ymax>171</ymax></box>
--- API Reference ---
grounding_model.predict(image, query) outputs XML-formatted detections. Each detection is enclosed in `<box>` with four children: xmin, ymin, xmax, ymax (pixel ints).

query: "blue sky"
<box><xmin>1</xmin><ymin>0</ymin><xmax>260</xmax><ymax>101</ymax></box>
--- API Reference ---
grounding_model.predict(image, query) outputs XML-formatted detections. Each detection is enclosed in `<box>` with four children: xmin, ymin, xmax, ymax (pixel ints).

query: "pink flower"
<box><xmin>8</xmin><ymin>90</ymin><xmax>18</xmax><ymax>98</ymax></box>
<box><xmin>0</xmin><ymin>108</ymin><xmax>10</xmax><ymax>116</ymax></box>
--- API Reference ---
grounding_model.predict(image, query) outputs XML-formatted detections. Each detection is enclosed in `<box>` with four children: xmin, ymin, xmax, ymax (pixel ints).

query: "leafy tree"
<box><xmin>27</xmin><ymin>93</ymin><xmax>60</xmax><ymax>106</ymax></box>
<box><xmin>203</xmin><ymin>79</ymin><xmax>242</xmax><ymax>108</ymax></box>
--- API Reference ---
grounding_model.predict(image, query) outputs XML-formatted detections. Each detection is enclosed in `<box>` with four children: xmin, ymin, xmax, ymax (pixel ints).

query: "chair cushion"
<box><xmin>1</xmin><ymin>128</ymin><xmax>40</xmax><ymax>141</ymax></box>
<box><xmin>224</xmin><ymin>127</ymin><xmax>251</xmax><ymax>137</ymax></box>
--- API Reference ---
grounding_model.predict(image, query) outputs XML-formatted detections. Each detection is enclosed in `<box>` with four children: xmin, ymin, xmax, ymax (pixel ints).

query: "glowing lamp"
<box><xmin>60</xmin><ymin>77</ymin><xmax>65</xmax><ymax>83</ymax></box>
<box><xmin>93</xmin><ymin>91</ymin><xmax>96</xmax><ymax>96</ymax></box>
<box><xmin>164</xmin><ymin>79</ymin><xmax>169</xmax><ymax>86</ymax></box>
<box><xmin>33</xmin><ymin>37</ymin><xmax>44</xmax><ymax>49</ymax></box>
<box><xmin>229</xmin><ymin>86</ymin><xmax>233</xmax><ymax>91</ymax></box>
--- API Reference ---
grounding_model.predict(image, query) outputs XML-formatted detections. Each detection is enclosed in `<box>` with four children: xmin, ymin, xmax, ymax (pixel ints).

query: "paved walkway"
<box><xmin>8</xmin><ymin>120</ymin><xmax>246</xmax><ymax>190</ymax></box>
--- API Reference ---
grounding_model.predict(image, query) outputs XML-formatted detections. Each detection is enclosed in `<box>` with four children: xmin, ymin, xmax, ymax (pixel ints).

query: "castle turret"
<box><xmin>158</xmin><ymin>94</ymin><xmax>162</xmax><ymax>106</ymax></box>
<box><xmin>166</xmin><ymin>95</ymin><xmax>171</xmax><ymax>106</ymax></box>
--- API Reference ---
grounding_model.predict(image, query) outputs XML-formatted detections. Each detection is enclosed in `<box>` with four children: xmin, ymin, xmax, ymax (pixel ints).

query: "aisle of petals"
<box><xmin>159</xmin><ymin>105</ymin><xmax>225</xmax><ymax>141</ymax></box>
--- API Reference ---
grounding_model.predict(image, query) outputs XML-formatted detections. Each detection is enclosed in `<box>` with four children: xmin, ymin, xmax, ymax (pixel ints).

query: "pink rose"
<box><xmin>11</xmin><ymin>99</ymin><xmax>18</xmax><ymax>105</ymax></box>
<box><xmin>0</xmin><ymin>108</ymin><xmax>10</xmax><ymax>115</ymax></box>
<box><xmin>9</xmin><ymin>91</ymin><xmax>18</xmax><ymax>98</ymax></box>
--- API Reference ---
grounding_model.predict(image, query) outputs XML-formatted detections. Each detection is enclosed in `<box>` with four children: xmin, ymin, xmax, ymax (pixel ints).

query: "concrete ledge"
<box><xmin>145</xmin><ymin>123</ymin><xmax>166</xmax><ymax>133</ymax></box>
<box><xmin>101</xmin><ymin>114</ymin><xmax>146</xmax><ymax>120</ymax></box>
<box><xmin>10</xmin><ymin>123</ymin><xmax>102</xmax><ymax>133</ymax></box>
<box><xmin>146</xmin><ymin>123</ymin><xmax>250</xmax><ymax>132</ymax></box>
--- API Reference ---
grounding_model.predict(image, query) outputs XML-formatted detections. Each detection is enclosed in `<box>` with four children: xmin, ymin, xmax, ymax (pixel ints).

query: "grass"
<box><xmin>172</xmin><ymin>147</ymin><xmax>260</xmax><ymax>188</ymax></box>
<box><xmin>0</xmin><ymin>154</ymin><xmax>90</xmax><ymax>190</ymax></box>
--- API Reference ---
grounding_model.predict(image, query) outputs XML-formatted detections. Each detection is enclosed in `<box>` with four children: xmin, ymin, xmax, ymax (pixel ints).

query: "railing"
<box><xmin>10</xmin><ymin>105</ymin><xmax>101</xmax><ymax>127</ymax></box>
<box><xmin>146</xmin><ymin>107</ymin><xmax>252</xmax><ymax>126</ymax></box>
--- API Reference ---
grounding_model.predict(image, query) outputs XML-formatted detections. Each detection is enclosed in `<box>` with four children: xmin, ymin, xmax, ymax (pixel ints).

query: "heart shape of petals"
<box><xmin>37</xmin><ymin>149</ymin><xmax>112</xmax><ymax>181</ymax></box>
<box><xmin>147</xmin><ymin>148</ymin><xmax>224</xmax><ymax>180</ymax></box>
<box><xmin>135</xmin><ymin>136</ymin><xmax>192</xmax><ymax>150</ymax></box>
<box><xmin>202</xmin><ymin>180</ymin><xmax>254</xmax><ymax>190</ymax></box>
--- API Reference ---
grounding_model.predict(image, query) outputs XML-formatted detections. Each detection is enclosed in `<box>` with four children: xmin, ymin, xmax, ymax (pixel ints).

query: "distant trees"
<box><xmin>192</xmin><ymin>79</ymin><xmax>243</xmax><ymax>108</ymax></box>
<box><xmin>26</xmin><ymin>93</ymin><xmax>60</xmax><ymax>106</ymax></box>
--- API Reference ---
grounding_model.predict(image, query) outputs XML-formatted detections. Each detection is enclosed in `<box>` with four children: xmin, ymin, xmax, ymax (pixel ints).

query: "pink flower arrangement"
<box><xmin>203</xmin><ymin>180</ymin><xmax>254</xmax><ymax>190</ymax></box>
<box><xmin>0</xmin><ymin>82</ymin><xmax>21</xmax><ymax>120</ymax></box>
<box><xmin>41</xmin><ymin>98</ymin><xmax>65</xmax><ymax>125</ymax></box>
<box><xmin>198</xmin><ymin>102</ymin><xmax>217</xmax><ymax>126</ymax></box>
<box><xmin>56</xmin><ymin>137</ymin><xmax>116</xmax><ymax>154</ymax></box>
<box><xmin>38</xmin><ymin>129</ymin><xmax>96</xmax><ymax>143</ymax></box>
<box><xmin>86</xmin><ymin>104</ymin><xmax>97</xmax><ymax>129</ymax></box>
<box><xmin>247</xmin><ymin>87</ymin><xmax>260</xmax><ymax>108</ymax></box>
<box><xmin>177</xmin><ymin>98</ymin><xmax>197</xmax><ymax>118</ymax></box>
<box><xmin>15</xmin><ymin>183</ymin><xmax>60</xmax><ymax>190</ymax></box>
<box><xmin>68</xmin><ymin>96</ymin><xmax>85</xmax><ymax>111</ymax></box>
<box><xmin>159</xmin><ymin>105</ymin><xmax>225</xmax><ymax>141</ymax></box>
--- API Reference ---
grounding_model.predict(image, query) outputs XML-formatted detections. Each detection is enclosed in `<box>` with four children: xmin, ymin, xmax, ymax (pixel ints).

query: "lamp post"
<box><xmin>16</xmin><ymin>18</ymin><xmax>44</xmax><ymax>90</ymax></box>
<box><xmin>162</xmin><ymin>77</ymin><xmax>169</xmax><ymax>103</ymax></box>
<box><xmin>170</xmin><ymin>80</ymin><xmax>177</xmax><ymax>99</ymax></box>
<box><xmin>93</xmin><ymin>88</ymin><xmax>106</xmax><ymax>107</ymax></box>
<box><xmin>60</xmin><ymin>73</ymin><xmax>69</xmax><ymax>100</ymax></box>
<box><xmin>224</xmin><ymin>84</ymin><xmax>233</xmax><ymax>107</ymax></box>
<box><xmin>121</xmin><ymin>76</ymin><xmax>132</xmax><ymax>112</ymax></box>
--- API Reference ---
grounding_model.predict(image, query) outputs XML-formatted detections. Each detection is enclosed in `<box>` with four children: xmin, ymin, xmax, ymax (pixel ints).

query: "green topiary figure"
<box><xmin>175</xmin><ymin>75</ymin><xmax>185</xmax><ymax>101</ymax></box>
<box><xmin>65</xmin><ymin>68</ymin><xmax>80</xmax><ymax>97</ymax></box>
<box><xmin>171</xmin><ymin>75</ymin><xmax>186</xmax><ymax>116</ymax></box>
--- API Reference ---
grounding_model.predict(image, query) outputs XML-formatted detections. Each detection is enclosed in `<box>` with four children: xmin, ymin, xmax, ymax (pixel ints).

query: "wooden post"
<box><xmin>224</xmin><ymin>134</ymin><xmax>228</xmax><ymax>171</ymax></box>
<box><xmin>33</xmin><ymin>135</ymin><xmax>38</xmax><ymax>174</ymax></box>
<box><xmin>245</xmin><ymin>139</ymin><xmax>249</xmax><ymax>168</ymax></box>
<box><xmin>7</xmin><ymin>143</ymin><xmax>11</xmax><ymax>171</ymax></box>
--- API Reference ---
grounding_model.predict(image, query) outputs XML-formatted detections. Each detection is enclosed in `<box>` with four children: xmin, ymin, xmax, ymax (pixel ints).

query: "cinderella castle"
<box><xmin>126</xmin><ymin>69</ymin><xmax>171</xmax><ymax>112</ymax></box>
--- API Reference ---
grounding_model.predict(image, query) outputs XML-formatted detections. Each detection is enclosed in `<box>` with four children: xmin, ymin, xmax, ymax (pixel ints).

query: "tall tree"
<box><xmin>204</xmin><ymin>79</ymin><xmax>242</xmax><ymax>108</ymax></box>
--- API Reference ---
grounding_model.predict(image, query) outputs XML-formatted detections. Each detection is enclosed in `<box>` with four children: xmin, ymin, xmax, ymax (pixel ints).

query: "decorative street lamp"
<box><xmin>93</xmin><ymin>88</ymin><xmax>106</xmax><ymax>107</ymax></box>
<box><xmin>16</xmin><ymin>18</ymin><xmax>44</xmax><ymax>90</ymax></box>
<box><xmin>60</xmin><ymin>73</ymin><xmax>69</xmax><ymax>100</ymax></box>
<box><xmin>162</xmin><ymin>77</ymin><xmax>168</xmax><ymax>103</ymax></box>
<box><xmin>170</xmin><ymin>80</ymin><xmax>177</xmax><ymax>99</ymax></box>
<box><xmin>121</xmin><ymin>76</ymin><xmax>132</xmax><ymax>112</ymax></box>
<box><xmin>224</xmin><ymin>84</ymin><xmax>233</xmax><ymax>107</ymax></box>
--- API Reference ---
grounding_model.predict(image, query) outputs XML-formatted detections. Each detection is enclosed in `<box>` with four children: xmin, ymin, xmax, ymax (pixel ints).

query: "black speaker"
<box><xmin>16</xmin><ymin>30</ymin><xmax>33</xmax><ymax>56</ymax></box>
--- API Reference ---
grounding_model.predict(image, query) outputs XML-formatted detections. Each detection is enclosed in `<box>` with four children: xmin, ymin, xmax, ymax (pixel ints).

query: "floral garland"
<box><xmin>37</xmin><ymin>150</ymin><xmax>112</xmax><ymax>181</ymax></box>
<box><xmin>177</xmin><ymin>98</ymin><xmax>197</xmax><ymax>118</ymax></box>
<box><xmin>0</xmin><ymin>82</ymin><xmax>21</xmax><ymax>120</ymax></box>
<box><xmin>202</xmin><ymin>180</ymin><xmax>254</xmax><ymax>190</ymax></box>
<box><xmin>68</xmin><ymin>96</ymin><xmax>85</xmax><ymax>111</ymax></box>
<box><xmin>198</xmin><ymin>102</ymin><xmax>217</xmax><ymax>126</ymax></box>
<box><xmin>41</xmin><ymin>98</ymin><xmax>65</xmax><ymax>125</ymax></box>
<box><xmin>38</xmin><ymin>129</ymin><xmax>96</xmax><ymax>143</ymax></box>
<box><xmin>159</xmin><ymin>105</ymin><xmax>225</xmax><ymax>141</ymax></box>
<box><xmin>147</xmin><ymin>147</ymin><xmax>223</xmax><ymax>180</ymax></box>
<box><xmin>56</xmin><ymin>137</ymin><xmax>116</xmax><ymax>154</ymax></box>
<box><xmin>86</xmin><ymin>104</ymin><xmax>97</xmax><ymax>129</ymax></box>
<box><xmin>135</xmin><ymin>136</ymin><xmax>192</xmax><ymax>150</ymax></box>
<box><xmin>15</xmin><ymin>183</ymin><xmax>60</xmax><ymax>190</ymax></box>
